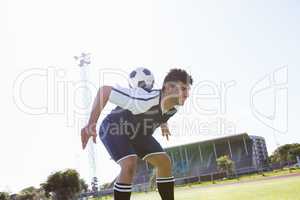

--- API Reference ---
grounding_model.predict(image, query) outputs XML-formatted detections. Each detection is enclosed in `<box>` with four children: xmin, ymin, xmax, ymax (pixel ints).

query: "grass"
<box><xmin>149</xmin><ymin>175</ymin><xmax>300</xmax><ymax>200</ymax></box>
<box><xmin>94</xmin><ymin>169</ymin><xmax>300</xmax><ymax>200</ymax></box>
<box><xmin>189</xmin><ymin>167</ymin><xmax>300</xmax><ymax>187</ymax></box>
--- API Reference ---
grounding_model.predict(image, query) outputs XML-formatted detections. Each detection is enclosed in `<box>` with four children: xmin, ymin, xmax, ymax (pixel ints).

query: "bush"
<box><xmin>41</xmin><ymin>169</ymin><xmax>86</xmax><ymax>200</ymax></box>
<box><xmin>0</xmin><ymin>192</ymin><xmax>10</xmax><ymax>200</ymax></box>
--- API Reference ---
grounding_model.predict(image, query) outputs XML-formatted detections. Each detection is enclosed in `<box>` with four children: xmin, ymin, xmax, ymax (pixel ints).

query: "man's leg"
<box><xmin>145</xmin><ymin>153</ymin><xmax>174</xmax><ymax>200</ymax></box>
<box><xmin>99</xmin><ymin>120</ymin><xmax>137</xmax><ymax>200</ymax></box>
<box><xmin>113</xmin><ymin>155</ymin><xmax>137</xmax><ymax>200</ymax></box>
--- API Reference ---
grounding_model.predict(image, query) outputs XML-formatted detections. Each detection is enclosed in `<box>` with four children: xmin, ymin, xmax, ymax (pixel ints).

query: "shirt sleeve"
<box><xmin>108</xmin><ymin>85</ymin><xmax>160</xmax><ymax>114</ymax></box>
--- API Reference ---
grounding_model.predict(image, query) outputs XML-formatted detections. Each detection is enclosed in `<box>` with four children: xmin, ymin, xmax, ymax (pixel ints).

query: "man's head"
<box><xmin>162</xmin><ymin>68</ymin><xmax>193</xmax><ymax>106</ymax></box>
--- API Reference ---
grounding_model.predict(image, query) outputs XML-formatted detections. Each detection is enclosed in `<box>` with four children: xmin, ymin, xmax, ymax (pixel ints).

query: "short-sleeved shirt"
<box><xmin>104</xmin><ymin>86</ymin><xmax>178</xmax><ymax>136</ymax></box>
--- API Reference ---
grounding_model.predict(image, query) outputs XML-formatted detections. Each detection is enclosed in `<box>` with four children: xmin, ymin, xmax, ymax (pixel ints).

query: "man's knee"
<box><xmin>160</xmin><ymin>154</ymin><xmax>172</xmax><ymax>171</ymax></box>
<box><xmin>119</xmin><ymin>156</ymin><xmax>138</xmax><ymax>177</ymax></box>
<box><xmin>146</xmin><ymin>153</ymin><xmax>172</xmax><ymax>170</ymax></box>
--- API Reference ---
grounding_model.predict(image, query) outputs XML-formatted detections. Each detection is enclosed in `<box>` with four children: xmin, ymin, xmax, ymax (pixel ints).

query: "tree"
<box><xmin>41</xmin><ymin>169</ymin><xmax>86</xmax><ymax>200</ymax></box>
<box><xmin>268</xmin><ymin>155</ymin><xmax>276</xmax><ymax>163</ymax></box>
<box><xmin>217</xmin><ymin>155</ymin><xmax>235</xmax><ymax>178</ymax></box>
<box><xmin>16</xmin><ymin>186</ymin><xmax>49</xmax><ymax>200</ymax></box>
<box><xmin>0</xmin><ymin>192</ymin><xmax>10</xmax><ymax>200</ymax></box>
<box><xmin>79</xmin><ymin>179</ymin><xmax>88</xmax><ymax>193</ymax></box>
<box><xmin>270</xmin><ymin>143</ymin><xmax>300</xmax><ymax>165</ymax></box>
<box><xmin>290</xmin><ymin>146</ymin><xmax>300</xmax><ymax>161</ymax></box>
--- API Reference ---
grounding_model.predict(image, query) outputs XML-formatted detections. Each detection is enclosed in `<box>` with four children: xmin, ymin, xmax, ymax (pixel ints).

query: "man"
<box><xmin>81</xmin><ymin>68</ymin><xmax>193</xmax><ymax>200</ymax></box>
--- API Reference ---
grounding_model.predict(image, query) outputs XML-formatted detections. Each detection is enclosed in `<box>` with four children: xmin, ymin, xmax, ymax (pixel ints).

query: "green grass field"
<box><xmin>97</xmin><ymin>174</ymin><xmax>300</xmax><ymax>200</ymax></box>
<box><xmin>133</xmin><ymin>175</ymin><xmax>300</xmax><ymax>200</ymax></box>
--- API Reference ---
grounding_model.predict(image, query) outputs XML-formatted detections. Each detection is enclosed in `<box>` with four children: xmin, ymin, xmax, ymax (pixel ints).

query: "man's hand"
<box><xmin>81</xmin><ymin>123</ymin><xmax>97</xmax><ymax>150</ymax></box>
<box><xmin>160</xmin><ymin>123</ymin><xmax>171</xmax><ymax>141</ymax></box>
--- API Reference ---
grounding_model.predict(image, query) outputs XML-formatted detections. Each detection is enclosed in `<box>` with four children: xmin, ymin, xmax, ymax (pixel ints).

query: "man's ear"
<box><xmin>164</xmin><ymin>82</ymin><xmax>173</xmax><ymax>91</ymax></box>
<box><xmin>163</xmin><ymin>84</ymin><xmax>168</xmax><ymax>92</ymax></box>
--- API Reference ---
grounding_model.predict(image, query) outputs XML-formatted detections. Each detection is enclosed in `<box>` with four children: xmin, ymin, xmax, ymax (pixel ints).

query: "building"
<box><xmin>132</xmin><ymin>133</ymin><xmax>269</xmax><ymax>189</ymax></box>
<box><xmin>250</xmin><ymin>135</ymin><xmax>269</xmax><ymax>170</ymax></box>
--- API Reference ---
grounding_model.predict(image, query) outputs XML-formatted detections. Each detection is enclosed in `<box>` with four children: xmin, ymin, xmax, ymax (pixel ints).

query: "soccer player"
<box><xmin>81</xmin><ymin>69</ymin><xmax>193</xmax><ymax>200</ymax></box>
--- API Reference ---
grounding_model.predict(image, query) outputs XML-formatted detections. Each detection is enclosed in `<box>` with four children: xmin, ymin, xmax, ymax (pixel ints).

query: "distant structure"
<box><xmin>90</xmin><ymin>133</ymin><xmax>270</xmax><ymax>197</ymax></box>
<box><xmin>131</xmin><ymin>133</ymin><xmax>269</xmax><ymax>191</ymax></box>
<box><xmin>250</xmin><ymin>135</ymin><xmax>269</xmax><ymax>170</ymax></box>
<box><xmin>74</xmin><ymin>52</ymin><xmax>98</xmax><ymax>194</ymax></box>
<box><xmin>74</xmin><ymin>52</ymin><xmax>91</xmax><ymax>67</ymax></box>
<box><xmin>10</xmin><ymin>194</ymin><xmax>17</xmax><ymax>200</ymax></box>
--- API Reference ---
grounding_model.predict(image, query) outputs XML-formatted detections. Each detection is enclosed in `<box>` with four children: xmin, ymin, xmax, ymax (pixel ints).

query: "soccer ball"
<box><xmin>128</xmin><ymin>67</ymin><xmax>155</xmax><ymax>90</ymax></box>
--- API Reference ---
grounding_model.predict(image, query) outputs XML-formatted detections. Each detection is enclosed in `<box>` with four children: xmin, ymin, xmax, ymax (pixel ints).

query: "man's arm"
<box><xmin>160</xmin><ymin>122</ymin><xmax>171</xmax><ymax>141</ymax></box>
<box><xmin>88</xmin><ymin>86</ymin><xmax>112</xmax><ymax>125</ymax></box>
<box><xmin>81</xmin><ymin>85</ymin><xmax>160</xmax><ymax>149</ymax></box>
<box><xmin>81</xmin><ymin>86</ymin><xmax>112</xmax><ymax>149</ymax></box>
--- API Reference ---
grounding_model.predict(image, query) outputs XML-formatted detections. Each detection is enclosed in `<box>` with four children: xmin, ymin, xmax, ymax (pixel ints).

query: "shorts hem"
<box><xmin>116</xmin><ymin>154</ymin><xmax>138</xmax><ymax>164</ymax></box>
<box><xmin>142</xmin><ymin>152</ymin><xmax>166</xmax><ymax>160</ymax></box>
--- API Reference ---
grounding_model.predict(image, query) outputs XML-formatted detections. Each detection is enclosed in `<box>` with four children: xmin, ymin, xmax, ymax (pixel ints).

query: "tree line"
<box><xmin>0</xmin><ymin>169</ymin><xmax>88</xmax><ymax>200</ymax></box>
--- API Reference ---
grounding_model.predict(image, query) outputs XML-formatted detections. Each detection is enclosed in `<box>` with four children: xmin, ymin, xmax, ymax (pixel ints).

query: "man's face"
<box><xmin>166</xmin><ymin>81</ymin><xmax>191</xmax><ymax>105</ymax></box>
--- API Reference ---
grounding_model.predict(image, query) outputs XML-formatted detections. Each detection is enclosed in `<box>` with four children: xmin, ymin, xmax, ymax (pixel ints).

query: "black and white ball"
<box><xmin>128</xmin><ymin>67</ymin><xmax>155</xmax><ymax>90</ymax></box>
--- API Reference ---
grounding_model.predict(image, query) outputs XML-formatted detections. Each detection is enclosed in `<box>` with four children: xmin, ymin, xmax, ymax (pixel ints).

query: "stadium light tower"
<box><xmin>74</xmin><ymin>52</ymin><xmax>91</xmax><ymax>67</ymax></box>
<box><xmin>74</xmin><ymin>52</ymin><xmax>98</xmax><ymax>194</ymax></box>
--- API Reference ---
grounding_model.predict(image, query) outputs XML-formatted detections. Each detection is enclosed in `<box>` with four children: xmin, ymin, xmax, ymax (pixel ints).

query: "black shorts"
<box><xmin>99</xmin><ymin>119</ymin><xmax>165</xmax><ymax>163</ymax></box>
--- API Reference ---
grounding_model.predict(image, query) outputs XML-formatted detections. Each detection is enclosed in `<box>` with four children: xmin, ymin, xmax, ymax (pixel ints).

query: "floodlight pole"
<box><xmin>74</xmin><ymin>52</ymin><xmax>99</xmax><ymax>196</ymax></box>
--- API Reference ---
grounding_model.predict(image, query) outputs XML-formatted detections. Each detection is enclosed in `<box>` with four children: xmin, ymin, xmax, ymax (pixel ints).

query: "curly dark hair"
<box><xmin>163</xmin><ymin>68</ymin><xmax>193</xmax><ymax>89</ymax></box>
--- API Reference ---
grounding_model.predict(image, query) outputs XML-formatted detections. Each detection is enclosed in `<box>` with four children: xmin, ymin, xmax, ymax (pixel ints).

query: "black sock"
<box><xmin>113</xmin><ymin>182</ymin><xmax>132</xmax><ymax>200</ymax></box>
<box><xmin>156</xmin><ymin>176</ymin><xmax>175</xmax><ymax>200</ymax></box>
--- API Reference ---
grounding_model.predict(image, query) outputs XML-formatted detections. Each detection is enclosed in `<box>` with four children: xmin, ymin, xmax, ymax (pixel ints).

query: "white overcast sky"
<box><xmin>1</xmin><ymin>0</ymin><xmax>300</xmax><ymax>193</ymax></box>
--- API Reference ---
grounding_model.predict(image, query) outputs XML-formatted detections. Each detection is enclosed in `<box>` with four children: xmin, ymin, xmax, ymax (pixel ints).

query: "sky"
<box><xmin>1</xmin><ymin>0</ymin><xmax>300</xmax><ymax>193</ymax></box>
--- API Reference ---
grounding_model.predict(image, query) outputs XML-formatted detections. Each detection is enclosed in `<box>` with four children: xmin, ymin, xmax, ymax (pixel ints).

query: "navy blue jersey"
<box><xmin>105</xmin><ymin>86</ymin><xmax>177</xmax><ymax>136</ymax></box>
